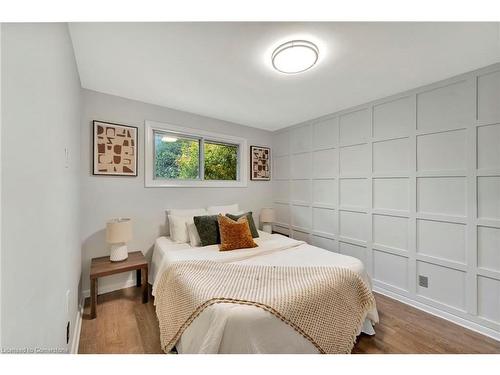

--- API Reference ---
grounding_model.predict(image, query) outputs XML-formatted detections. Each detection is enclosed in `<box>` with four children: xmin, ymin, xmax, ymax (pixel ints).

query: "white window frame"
<box><xmin>145</xmin><ymin>120</ymin><xmax>248</xmax><ymax>188</ymax></box>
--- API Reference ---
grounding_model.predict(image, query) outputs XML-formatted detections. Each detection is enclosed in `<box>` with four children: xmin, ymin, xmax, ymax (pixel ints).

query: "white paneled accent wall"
<box><xmin>272</xmin><ymin>63</ymin><xmax>500</xmax><ymax>339</ymax></box>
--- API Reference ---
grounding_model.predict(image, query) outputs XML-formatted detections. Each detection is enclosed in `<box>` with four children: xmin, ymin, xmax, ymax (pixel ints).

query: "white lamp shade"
<box><xmin>106</xmin><ymin>218</ymin><xmax>132</xmax><ymax>244</ymax></box>
<box><xmin>260</xmin><ymin>208</ymin><xmax>276</xmax><ymax>223</ymax></box>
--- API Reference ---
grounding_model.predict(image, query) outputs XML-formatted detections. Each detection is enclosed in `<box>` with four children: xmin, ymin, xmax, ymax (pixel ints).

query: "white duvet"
<box><xmin>151</xmin><ymin>231</ymin><xmax>379</xmax><ymax>354</ymax></box>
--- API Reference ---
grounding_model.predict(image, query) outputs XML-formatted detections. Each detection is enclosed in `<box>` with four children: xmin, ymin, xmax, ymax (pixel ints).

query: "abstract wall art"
<box><xmin>93</xmin><ymin>120</ymin><xmax>138</xmax><ymax>176</ymax></box>
<box><xmin>250</xmin><ymin>145</ymin><xmax>271</xmax><ymax>181</ymax></box>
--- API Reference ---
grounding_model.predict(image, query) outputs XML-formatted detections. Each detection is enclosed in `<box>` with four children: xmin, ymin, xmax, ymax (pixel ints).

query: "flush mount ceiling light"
<box><xmin>161</xmin><ymin>136</ymin><xmax>178</xmax><ymax>143</ymax></box>
<box><xmin>271</xmin><ymin>40</ymin><xmax>319</xmax><ymax>74</ymax></box>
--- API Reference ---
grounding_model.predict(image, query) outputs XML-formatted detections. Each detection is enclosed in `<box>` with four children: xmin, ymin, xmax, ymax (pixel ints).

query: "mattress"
<box><xmin>151</xmin><ymin>231</ymin><xmax>378</xmax><ymax>354</ymax></box>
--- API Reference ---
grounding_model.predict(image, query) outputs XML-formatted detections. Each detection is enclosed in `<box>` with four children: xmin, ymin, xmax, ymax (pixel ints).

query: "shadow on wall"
<box><xmin>81</xmin><ymin>228</ymin><xmax>106</xmax><ymax>292</ymax></box>
<box><xmin>80</xmin><ymin>219</ymin><xmax>167</xmax><ymax>295</ymax></box>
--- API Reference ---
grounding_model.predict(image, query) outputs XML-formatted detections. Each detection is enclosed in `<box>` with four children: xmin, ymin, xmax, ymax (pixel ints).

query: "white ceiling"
<box><xmin>69</xmin><ymin>22</ymin><xmax>500</xmax><ymax>131</ymax></box>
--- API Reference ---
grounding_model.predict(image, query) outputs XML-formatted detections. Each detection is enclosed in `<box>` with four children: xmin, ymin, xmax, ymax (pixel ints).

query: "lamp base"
<box><xmin>110</xmin><ymin>244</ymin><xmax>128</xmax><ymax>262</ymax></box>
<box><xmin>262</xmin><ymin>223</ymin><xmax>272</xmax><ymax>234</ymax></box>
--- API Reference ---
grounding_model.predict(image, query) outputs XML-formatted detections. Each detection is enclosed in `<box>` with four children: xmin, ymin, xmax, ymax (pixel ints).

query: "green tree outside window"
<box><xmin>154</xmin><ymin>133</ymin><xmax>238</xmax><ymax>180</ymax></box>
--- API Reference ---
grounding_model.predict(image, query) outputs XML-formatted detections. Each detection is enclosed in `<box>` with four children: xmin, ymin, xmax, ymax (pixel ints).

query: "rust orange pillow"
<box><xmin>217</xmin><ymin>214</ymin><xmax>258</xmax><ymax>251</ymax></box>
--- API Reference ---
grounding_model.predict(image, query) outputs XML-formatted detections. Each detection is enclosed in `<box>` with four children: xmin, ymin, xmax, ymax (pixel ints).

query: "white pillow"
<box><xmin>168</xmin><ymin>215</ymin><xmax>194</xmax><ymax>243</ymax></box>
<box><xmin>166</xmin><ymin>208</ymin><xmax>207</xmax><ymax>238</ymax></box>
<box><xmin>207</xmin><ymin>204</ymin><xmax>239</xmax><ymax>215</ymax></box>
<box><xmin>186</xmin><ymin>221</ymin><xmax>202</xmax><ymax>247</ymax></box>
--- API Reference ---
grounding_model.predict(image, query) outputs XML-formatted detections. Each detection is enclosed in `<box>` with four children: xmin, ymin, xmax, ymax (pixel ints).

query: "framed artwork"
<box><xmin>250</xmin><ymin>145</ymin><xmax>271</xmax><ymax>181</ymax></box>
<box><xmin>93</xmin><ymin>120</ymin><xmax>138</xmax><ymax>176</ymax></box>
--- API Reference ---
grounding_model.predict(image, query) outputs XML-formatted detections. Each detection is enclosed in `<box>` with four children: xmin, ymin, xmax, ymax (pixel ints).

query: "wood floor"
<box><xmin>78</xmin><ymin>286</ymin><xmax>500</xmax><ymax>354</ymax></box>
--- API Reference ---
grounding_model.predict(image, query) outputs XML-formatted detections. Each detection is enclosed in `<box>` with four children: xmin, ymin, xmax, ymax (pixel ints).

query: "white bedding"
<box><xmin>151</xmin><ymin>231</ymin><xmax>379</xmax><ymax>354</ymax></box>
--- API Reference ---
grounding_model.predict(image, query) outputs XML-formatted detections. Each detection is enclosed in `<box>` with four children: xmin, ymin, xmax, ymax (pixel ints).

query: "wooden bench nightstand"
<box><xmin>89</xmin><ymin>251</ymin><xmax>149</xmax><ymax>319</ymax></box>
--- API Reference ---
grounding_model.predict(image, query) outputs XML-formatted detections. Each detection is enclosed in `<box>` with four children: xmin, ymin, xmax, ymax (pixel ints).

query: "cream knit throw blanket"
<box><xmin>155</xmin><ymin>260</ymin><xmax>376</xmax><ymax>354</ymax></box>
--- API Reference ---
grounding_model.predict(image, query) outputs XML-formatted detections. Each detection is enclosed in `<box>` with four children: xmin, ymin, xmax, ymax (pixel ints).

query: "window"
<box><xmin>154</xmin><ymin>132</ymin><xmax>200</xmax><ymax>180</ymax></box>
<box><xmin>204</xmin><ymin>141</ymin><xmax>238</xmax><ymax>180</ymax></box>
<box><xmin>145</xmin><ymin>121</ymin><xmax>247</xmax><ymax>187</ymax></box>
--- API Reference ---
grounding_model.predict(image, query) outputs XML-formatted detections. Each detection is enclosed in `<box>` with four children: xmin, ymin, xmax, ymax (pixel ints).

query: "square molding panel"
<box><xmin>313</xmin><ymin>148</ymin><xmax>337</xmax><ymax>178</ymax></box>
<box><xmin>416</xmin><ymin>80</ymin><xmax>471</xmax><ymax>132</ymax></box>
<box><xmin>292</xmin><ymin>229</ymin><xmax>310</xmax><ymax>243</ymax></box>
<box><xmin>290</xmin><ymin>125</ymin><xmax>311</xmax><ymax>154</ymax></box>
<box><xmin>273</xmin><ymin>155</ymin><xmax>290</xmax><ymax>180</ymax></box>
<box><xmin>312</xmin><ymin>179</ymin><xmax>336</xmax><ymax>207</ymax></box>
<box><xmin>272</xmin><ymin>180</ymin><xmax>289</xmax><ymax>203</ymax></box>
<box><xmin>291</xmin><ymin>180</ymin><xmax>311</xmax><ymax>204</ymax></box>
<box><xmin>373</xmin><ymin>214</ymin><xmax>409</xmax><ymax>251</ymax></box>
<box><xmin>312</xmin><ymin>207</ymin><xmax>336</xmax><ymax>236</ymax></box>
<box><xmin>477</xmin><ymin>123</ymin><xmax>500</xmax><ymax>170</ymax></box>
<box><xmin>373</xmin><ymin>96</ymin><xmax>413</xmax><ymax>140</ymax></box>
<box><xmin>373</xmin><ymin>138</ymin><xmax>410</xmax><ymax>174</ymax></box>
<box><xmin>340</xmin><ymin>144</ymin><xmax>369</xmax><ymax>175</ymax></box>
<box><xmin>273</xmin><ymin>131</ymin><xmax>289</xmax><ymax>157</ymax></box>
<box><xmin>340</xmin><ymin>178</ymin><xmax>368</xmax><ymax>208</ymax></box>
<box><xmin>273</xmin><ymin>203</ymin><xmax>290</xmax><ymax>226</ymax></box>
<box><xmin>373</xmin><ymin>250</ymin><xmax>409</xmax><ymax>291</ymax></box>
<box><xmin>339</xmin><ymin>108</ymin><xmax>370</xmax><ymax>146</ymax></box>
<box><xmin>373</xmin><ymin>178</ymin><xmax>409</xmax><ymax>211</ymax></box>
<box><xmin>417</xmin><ymin>261</ymin><xmax>466</xmax><ymax>311</ymax></box>
<box><xmin>291</xmin><ymin>205</ymin><xmax>311</xmax><ymax>230</ymax></box>
<box><xmin>339</xmin><ymin>241</ymin><xmax>367</xmax><ymax>264</ymax></box>
<box><xmin>417</xmin><ymin>177</ymin><xmax>466</xmax><ymax>217</ymax></box>
<box><xmin>313</xmin><ymin>117</ymin><xmax>338</xmax><ymax>150</ymax></box>
<box><xmin>477</xmin><ymin>69</ymin><xmax>500</xmax><ymax>123</ymax></box>
<box><xmin>417</xmin><ymin>129</ymin><xmax>467</xmax><ymax>171</ymax></box>
<box><xmin>290</xmin><ymin>153</ymin><xmax>311</xmax><ymax>179</ymax></box>
<box><xmin>339</xmin><ymin>211</ymin><xmax>368</xmax><ymax>242</ymax></box>
<box><xmin>477</xmin><ymin>276</ymin><xmax>500</xmax><ymax>324</ymax></box>
<box><xmin>477</xmin><ymin>226</ymin><xmax>500</xmax><ymax>272</ymax></box>
<box><xmin>311</xmin><ymin>235</ymin><xmax>337</xmax><ymax>252</ymax></box>
<box><xmin>417</xmin><ymin>219</ymin><xmax>466</xmax><ymax>264</ymax></box>
<box><xmin>477</xmin><ymin>176</ymin><xmax>500</xmax><ymax>220</ymax></box>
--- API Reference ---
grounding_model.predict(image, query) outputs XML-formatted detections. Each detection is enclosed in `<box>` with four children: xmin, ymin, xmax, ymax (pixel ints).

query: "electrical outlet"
<box><xmin>66</xmin><ymin>321</ymin><xmax>70</xmax><ymax>344</ymax></box>
<box><xmin>418</xmin><ymin>275</ymin><xmax>429</xmax><ymax>288</ymax></box>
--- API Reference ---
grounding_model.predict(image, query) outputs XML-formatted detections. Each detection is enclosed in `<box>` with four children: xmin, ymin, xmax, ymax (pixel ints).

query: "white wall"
<box><xmin>0</xmin><ymin>22</ymin><xmax>3</xmax><ymax>349</ymax></box>
<box><xmin>80</xmin><ymin>89</ymin><xmax>273</xmax><ymax>295</ymax></box>
<box><xmin>1</xmin><ymin>24</ymin><xmax>81</xmax><ymax>351</ymax></box>
<box><xmin>272</xmin><ymin>63</ymin><xmax>500</xmax><ymax>340</ymax></box>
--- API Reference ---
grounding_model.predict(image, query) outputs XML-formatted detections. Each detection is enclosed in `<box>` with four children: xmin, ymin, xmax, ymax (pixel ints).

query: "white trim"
<box><xmin>70</xmin><ymin>296</ymin><xmax>84</xmax><ymax>354</ymax></box>
<box><xmin>144</xmin><ymin>120</ymin><xmax>248</xmax><ymax>188</ymax></box>
<box><xmin>374</xmin><ymin>286</ymin><xmax>500</xmax><ymax>342</ymax></box>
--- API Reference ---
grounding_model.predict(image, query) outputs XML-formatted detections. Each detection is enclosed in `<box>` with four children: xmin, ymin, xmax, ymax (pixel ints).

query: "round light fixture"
<box><xmin>161</xmin><ymin>136</ymin><xmax>178</xmax><ymax>143</ymax></box>
<box><xmin>271</xmin><ymin>40</ymin><xmax>319</xmax><ymax>74</ymax></box>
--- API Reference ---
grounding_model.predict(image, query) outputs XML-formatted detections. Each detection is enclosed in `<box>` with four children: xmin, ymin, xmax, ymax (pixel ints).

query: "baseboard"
<box><xmin>82</xmin><ymin>279</ymin><xmax>137</xmax><ymax>299</ymax></box>
<box><xmin>70</xmin><ymin>296</ymin><xmax>84</xmax><ymax>354</ymax></box>
<box><xmin>373</xmin><ymin>286</ymin><xmax>500</xmax><ymax>342</ymax></box>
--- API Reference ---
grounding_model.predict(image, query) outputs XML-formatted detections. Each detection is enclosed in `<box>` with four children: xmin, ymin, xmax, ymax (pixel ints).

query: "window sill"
<box><xmin>145</xmin><ymin>179</ymin><xmax>248</xmax><ymax>188</ymax></box>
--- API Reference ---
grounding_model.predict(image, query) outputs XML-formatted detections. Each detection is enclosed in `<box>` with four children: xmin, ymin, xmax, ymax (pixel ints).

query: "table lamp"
<box><xmin>260</xmin><ymin>208</ymin><xmax>276</xmax><ymax>234</ymax></box>
<box><xmin>106</xmin><ymin>218</ymin><xmax>132</xmax><ymax>262</ymax></box>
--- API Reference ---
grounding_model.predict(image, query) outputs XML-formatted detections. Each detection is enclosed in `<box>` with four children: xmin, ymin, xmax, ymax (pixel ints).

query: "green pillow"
<box><xmin>226</xmin><ymin>212</ymin><xmax>259</xmax><ymax>238</ymax></box>
<box><xmin>193</xmin><ymin>215</ymin><xmax>221</xmax><ymax>246</ymax></box>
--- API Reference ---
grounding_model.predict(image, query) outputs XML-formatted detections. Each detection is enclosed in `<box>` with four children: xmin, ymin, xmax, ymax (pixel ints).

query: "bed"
<box><xmin>151</xmin><ymin>231</ymin><xmax>379</xmax><ymax>354</ymax></box>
